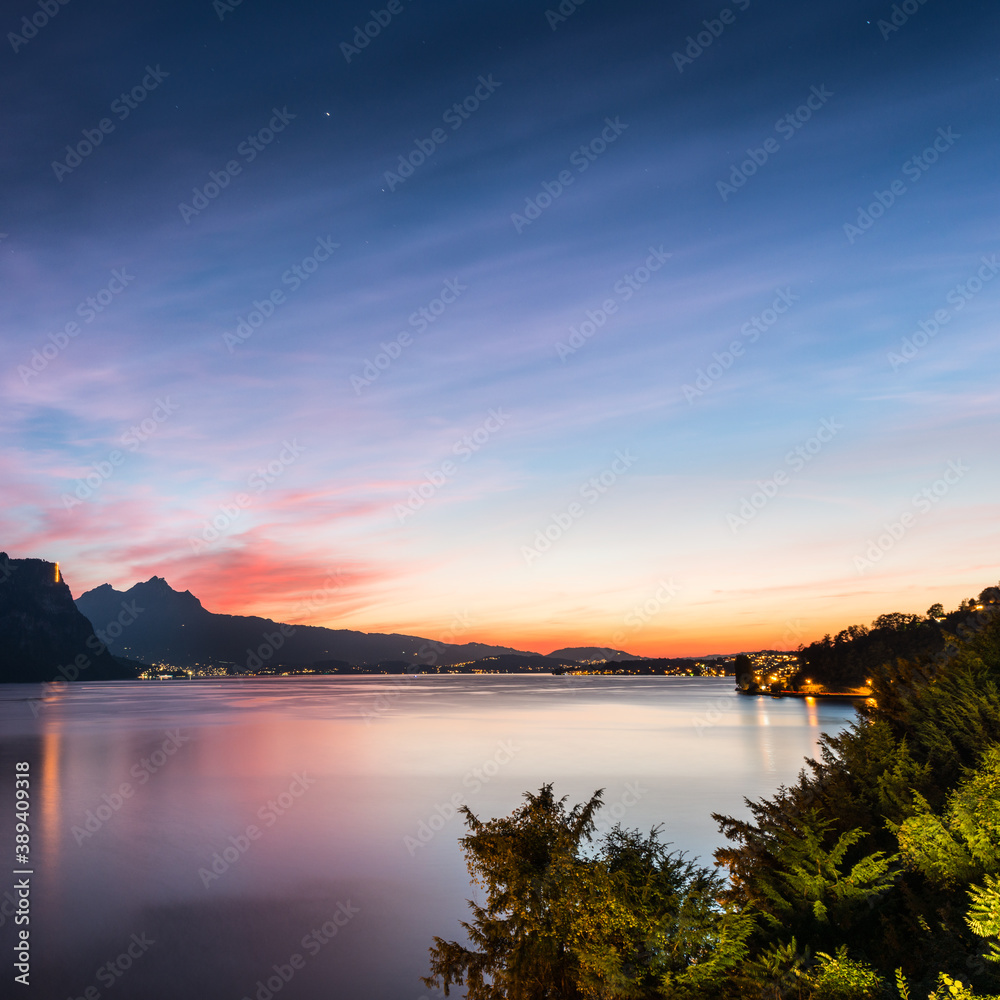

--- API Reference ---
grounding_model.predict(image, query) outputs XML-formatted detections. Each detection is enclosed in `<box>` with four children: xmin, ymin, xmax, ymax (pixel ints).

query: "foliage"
<box><xmin>422</xmin><ymin>784</ymin><xmax>600</xmax><ymax>998</ymax></box>
<box><xmin>896</xmin><ymin>968</ymin><xmax>911</xmax><ymax>999</ymax></box>
<box><xmin>895</xmin><ymin>747</ymin><xmax>1000</xmax><ymax>885</ymax></box>
<box><xmin>921</xmin><ymin>972</ymin><xmax>1000</xmax><ymax>999</ymax></box>
<box><xmin>808</xmin><ymin>948</ymin><xmax>882</xmax><ymax>1000</ymax></box>
<box><xmin>425</xmin><ymin>587</ymin><xmax>1000</xmax><ymax>998</ymax></box>
<box><xmin>422</xmin><ymin>784</ymin><xmax>751</xmax><ymax>999</ymax></box>
<box><xmin>967</xmin><ymin>876</ymin><xmax>1000</xmax><ymax>966</ymax></box>
<box><xmin>570</xmin><ymin>825</ymin><xmax>753</xmax><ymax>999</ymax></box>
<box><xmin>791</xmin><ymin>613</ymin><xmax>943</xmax><ymax>692</ymax></box>
<box><xmin>735</xmin><ymin>938</ymin><xmax>812</xmax><ymax>999</ymax></box>
<box><xmin>718</xmin><ymin>604</ymin><xmax>1000</xmax><ymax>986</ymax></box>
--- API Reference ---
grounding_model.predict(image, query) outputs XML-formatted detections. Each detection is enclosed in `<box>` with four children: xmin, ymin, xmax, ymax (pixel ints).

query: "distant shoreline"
<box><xmin>738</xmin><ymin>687</ymin><xmax>872</xmax><ymax>701</ymax></box>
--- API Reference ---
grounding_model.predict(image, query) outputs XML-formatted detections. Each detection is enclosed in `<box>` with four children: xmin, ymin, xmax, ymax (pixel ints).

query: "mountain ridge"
<box><xmin>0</xmin><ymin>553</ymin><xmax>136</xmax><ymax>683</ymax></box>
<box><xmin>75</xmin><ymin>577</ymin><xmax>551</xmax><ymax>670</ymax></box>
<box><xmin>546</xmin><ymin>646</ymin><xmax>646</xmax><ymax>661</ymax></box>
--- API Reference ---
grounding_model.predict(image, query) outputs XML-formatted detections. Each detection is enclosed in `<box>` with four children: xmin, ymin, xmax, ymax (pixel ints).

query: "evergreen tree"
<box><xmin>427</xmin><ymin>591</ymin><xmax>1000</xmax><ymax>998</ymax></box>
<box><xmin>715</xmin><ymin>605</ymin><xmax>1000</xmax><ymax>988</ymax></box>
<box><xmin>423</xmin><ymin>785</ymin><xmax>750</xmax><ymax>999</ymax></box>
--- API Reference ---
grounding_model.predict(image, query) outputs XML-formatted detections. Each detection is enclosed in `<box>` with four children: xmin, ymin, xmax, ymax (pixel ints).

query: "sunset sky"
<box><xmin>2</xmin><ymin>0</ymin><xmax>997</xmax><ymax>655</ymax></box>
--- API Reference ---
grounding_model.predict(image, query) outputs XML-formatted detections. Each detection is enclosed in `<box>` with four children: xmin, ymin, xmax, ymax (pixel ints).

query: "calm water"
<box><xmin>0</xmin><ymin>676</ymin><xmax>857</xmax><ymax>999</ymax></box>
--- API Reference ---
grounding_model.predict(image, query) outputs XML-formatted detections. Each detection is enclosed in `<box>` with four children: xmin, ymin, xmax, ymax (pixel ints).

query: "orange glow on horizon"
<box><xmin>65</xmin><ymin>550</ymin><xmax>995</xmax><ymax>662</ymax></box>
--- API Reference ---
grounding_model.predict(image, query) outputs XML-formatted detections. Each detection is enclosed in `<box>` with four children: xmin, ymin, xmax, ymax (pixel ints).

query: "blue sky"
<box><xmin>2</xmin><ymin>0</ymin><xmax>998</xmax><ymax>653</ymax></box>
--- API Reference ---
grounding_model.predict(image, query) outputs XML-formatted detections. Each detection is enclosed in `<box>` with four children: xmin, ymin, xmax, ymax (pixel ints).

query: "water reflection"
<box><xmin>0</xmin><ymin>676</ymin><xmax>856</xmax><ymax>999</ymax></box>
<box><xmin>805</xmin><ymin>695</ymin><xmax>820</xmax><ymax>729</ymax></box>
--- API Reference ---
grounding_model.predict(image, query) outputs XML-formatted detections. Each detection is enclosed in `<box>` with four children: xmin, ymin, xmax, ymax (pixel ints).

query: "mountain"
<box><xmin>0</xmin><ymin>553</ymin><xmax>136</xmax><ymax>683</ymax></box>
<box><xmin>445</xmin><ymin>654</ymin><xmax>580</xmax><ymax>672</ymax></box>
<box><xmin>75</xmin><ymin>577</ymin><xmax>545</xmax><ymax>670</ymax></box>
<box><xmin>547</xmin><ymin>646</ymin><xmax>645</xmax><ymax>661</ymax></box>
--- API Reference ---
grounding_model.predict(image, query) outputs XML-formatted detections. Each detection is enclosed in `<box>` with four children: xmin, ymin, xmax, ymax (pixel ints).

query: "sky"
<box><xmin>1</xmin><ymin>0</ymin><xmax>998</xmax><ymax>656</ymax></box>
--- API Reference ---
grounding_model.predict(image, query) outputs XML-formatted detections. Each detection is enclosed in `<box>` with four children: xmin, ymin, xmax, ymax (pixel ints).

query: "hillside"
<box><xmin>788</xmin><ymin>585</ymin><xmax>1000</xmax><ymax>691</ymax></box>
<box><xmin>75</xmin><ymin>576</ymin><xmax>544</xmax><ymax>671</ymax></box>
<box><xmin>547</xmin><ymin>646</ymin><xmax>644</xmax><ymax>661</ymax></box>
<box><xmin>0</xmin><ymin>553</ymin><xmax>136</xmax><ymax>683</ymax></box>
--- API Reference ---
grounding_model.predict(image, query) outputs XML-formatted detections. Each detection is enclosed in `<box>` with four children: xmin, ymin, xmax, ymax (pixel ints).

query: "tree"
<box><xmin>717</xmin><ymin>610</ymin><xmax>1000</xmax><ymax>987</ymax></box>
<box><xmin>895</xmin><ymin>746</ymin><xmax>1000</xmax><ymax>883</ymax></box>
<box><xmin>714</xmin><ymin>805</ymin><xmax>897</xmax><ymax>952</ymax></box>
<box><xmin>571</xmin><ymin>825</ymin><xmax>751</xmax><ymax>999</ymax></box>
<box><xmin>735</xmin><ymin>653</ymin><xmax>754</xmax><ymax>690</ymax></box>
<box><xmin>871</xmin><ymin>612</ymin><xmax>922</xmax><ymax>631</ymax></box>
<box><xmin>927</xmin><ymin>603</ymin><xmax>946</xmax><ymax>619</ymax></box>
<box><xmin>423</xmin><ymin>784</ymin><xmax>600</xmax><ymax>998</ymax></box>
<box><xmin>423</xmin><ymin>785</ymin><xmax>750</xmax><ymax>999</ymax></box>
<box><xmin>427</xmin><ymin>587</ymin><xmax>1000</xmax><ymax>997</ymax></box>
<box><xmin>895</xmin><ymin>746</ymin><xmax>1000</xmax><ymax>969</ymax></box>
<box><xmin>967</xmin><ymin>876</ymin><xmax>1000</xmax><ymax>967</ymax></box>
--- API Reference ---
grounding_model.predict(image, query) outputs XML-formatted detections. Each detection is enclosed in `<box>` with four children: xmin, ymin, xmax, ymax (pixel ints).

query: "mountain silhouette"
<box><xmin>547</xmin><ymin>646</ymin><xmax>643</xmax><ymax>661</ymax></box>
<box><xmin>75</xmin><ymin>577</ymin><xmax>543</xmax><ymax>671</ymax></box>
<box><xmin>0</xmin><ymin>553</ymin><xmax>135</xmax><ymax>683</ymax></box>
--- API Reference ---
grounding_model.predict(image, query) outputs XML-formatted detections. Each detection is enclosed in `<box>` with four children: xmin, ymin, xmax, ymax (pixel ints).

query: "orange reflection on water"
<box><xmin>805</xmin><ymin>696</ymin><xmax>819</xmax><ymax>728</ymax></box>
<box><xmin>39</xmin><ymin>728</ymin><xmax>62</xmax><ymax>882</ymax></box>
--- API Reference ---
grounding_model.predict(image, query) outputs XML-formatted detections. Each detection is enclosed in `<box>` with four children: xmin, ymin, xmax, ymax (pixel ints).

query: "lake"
<box><xmin>0</xmin><ymin>675</ymin><xmax>857</xmax><ymax>999</ymax></box>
